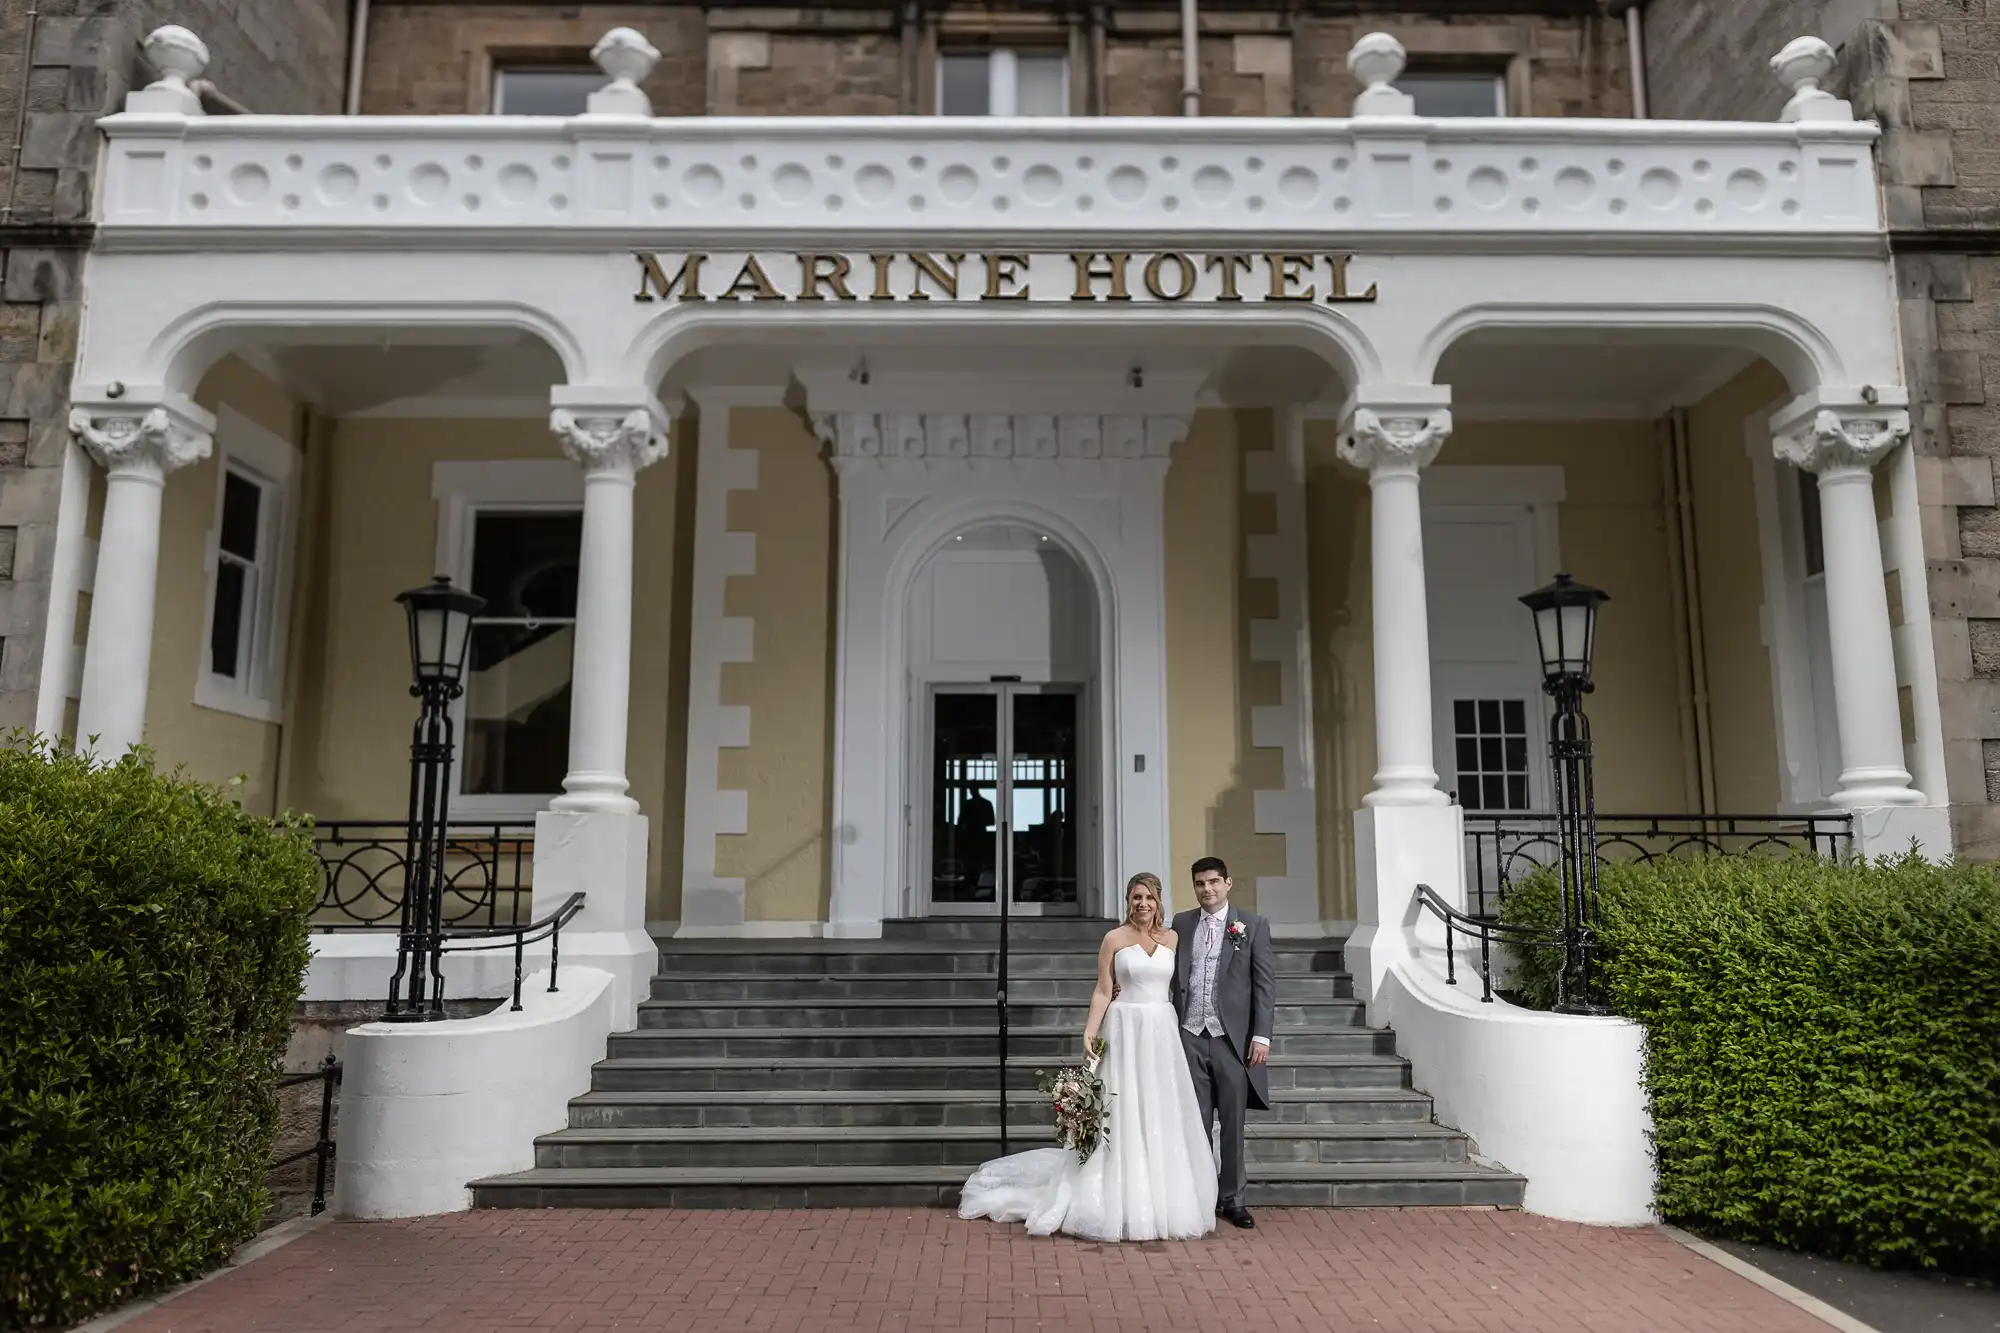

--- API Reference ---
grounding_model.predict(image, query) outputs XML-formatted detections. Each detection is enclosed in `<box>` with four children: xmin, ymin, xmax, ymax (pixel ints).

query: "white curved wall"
<box><xmin>1383</xmin><ymin>943</ymin><xmax>1654</xmax><ymax>1225</ymax></box>
<box><xmin>333</xmin><ymin>965</ymin><xmax>613</xmax><ymax>1218</ymax></box>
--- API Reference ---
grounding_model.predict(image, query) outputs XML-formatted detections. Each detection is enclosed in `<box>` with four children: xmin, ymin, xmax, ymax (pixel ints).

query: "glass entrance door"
<box><xmin>928</xmin><ymin>685</ymin><xmax>1081</xmax><ymax>915</ymax></box>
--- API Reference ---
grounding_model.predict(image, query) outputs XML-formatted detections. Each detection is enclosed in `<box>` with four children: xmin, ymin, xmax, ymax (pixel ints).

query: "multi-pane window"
<box><xmin>209</xmin><ymin>469</ymin><xmax>268</xmax><ymax>688</ymax></box>
<box><xmin>939</xmin><ymin>49</ymin><xmax>1069</xmax><ymax>117</ymax></box>
<box><xmin>1453</xmin><ymin>698</ymin><xmax>1533</xmax><ymax>812</ymax></box>
<box><xmin>492</xmin><ymin>67</ymin><xmax>606</xmax><ymax>115</ymax></box>
<box><xmin>1797</xmin><ymin>470</ymin><xmax>1825</xmax><ymax>578</ymax></box>
<box><xmin>459</xmin><ymin>510</ymin><xmax>582</xmax><ymax>799</ymax></box>
<box><xmin>1402</xmin><ymin>72</ymin><xmax>1507</xmax><ymax>117</ymax></box>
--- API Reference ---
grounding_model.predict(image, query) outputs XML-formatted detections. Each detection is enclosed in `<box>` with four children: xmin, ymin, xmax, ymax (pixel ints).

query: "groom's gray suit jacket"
<box><xmin>1170</xmin><ymin>905</ymin><xmax>1277</xmax><ymax>1111</ymax></box>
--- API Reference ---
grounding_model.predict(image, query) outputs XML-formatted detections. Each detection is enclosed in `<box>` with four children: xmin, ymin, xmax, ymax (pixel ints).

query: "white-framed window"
<box><xmin>433</xmin><ymin>461</ymin><xmax>584</xmax><ymax>815</ymax></box>
<box><xmin>1451</xmin><ymin>698</ymin><xmax>1535</xmax><ymax>812</ymax></box>
<box><xmin>939</xmin><ymin>49</ymin><xmax>1069</xmax><ymax>117</ymax></box>
<box><xmin>196</xmin><ymin>406</ymin><xmax>299</xmax><ymax>723</ymax></box>
<box><xmin>1401</xmin><ymin>71</ymin><xmax>1507</xmax><ymax>117</ymax></box>
<box><xmin>492</xmin><ymin>66</ymin><xmax>606</xmax><ymax>115</ymax></box>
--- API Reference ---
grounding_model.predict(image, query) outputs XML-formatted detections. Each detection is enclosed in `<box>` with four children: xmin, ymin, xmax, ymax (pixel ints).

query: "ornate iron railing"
<box><xmin>431</xmin><ymin>891</ymin><xmax>588</xmax><ymax>1013</ymax></box>
<box><xmin>270</xmin><ymin>1054</ymin><xmax>341</xmax><ymax>1216</ymax></box>
<box><xmin>1414</xmin><ymin>884</ymin><xmax>1564</xmax><ymax>1004</ymax></box>
<box><xmin>1461</xmin><ymin>812</ymin><xmax>1853</xmax><ymax>919</ymax></box>
<box><xmin>311</xmin><ymin>821</ymin><xmax>535</xmax><ymax>930</ymax></box>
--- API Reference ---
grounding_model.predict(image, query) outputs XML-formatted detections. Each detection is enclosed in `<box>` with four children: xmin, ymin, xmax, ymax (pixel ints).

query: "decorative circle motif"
<box><xmin>1278</xmin><ymin>166</ymin><xmax>1318</xmax><ymax>206</ymax></box>
<box><xmin>465</xmin><ymin>154</ymin><xmax>484</xmax><ymax>171</ymax></box>
<box><xmin>318</xmin><ymin>163</ymin><xmax>360</xmax><ymax>203</ymax></box>
<box><xmin>228</xmin><ymin>163</ymin><xmax>270</xmax><ymax>203</ymax></box>
<box><xmin>994</xmin><ymin>155</ymin><xmax>1011</xmax><ymax>172</ymax></box>
<box><xmin>1695</xmin><ymin>198</ymin><xmax>1714</xmax><ymax>216</ymax></box>
<box><xmin>1782</xmin><ymin>199</ymin><xmax>1801</xmax><ymax>215</ymax></box>
<box><xmin>1609</xmin><ymin>198</ymin><xmax>1628</xmax><ymax>215</ymax></box>
<box><xmin>1107</xmin><ymin>165</ymin><xmax>1147</xmax><ymax>203</ymax></box>
<box><xmin>1522</xmin><ymin>197</ymin><xmax>1540</xmax><ymax>214</ymax></box>
<box><xmin>1332</xmin><ymin>156</ymin><xmax>1351</xmax><ymax>173</ymax></box>
<box><xmin>372</xmin><ymin>193</ymin><xmax>389</xmax><ymax>211</ymax></box>
<box><xmin>995</xmin><ymin>197</ymin><xmax>1011</xmax><ymax>212</ymax></box>
<box><xmin>1334</xmin><ymin>196</ymin><xmax>1352</xmax><ymax>213</ymax></box>
<box><xmin>1639</xmin><ymin>167</ymin><xmax>1681</xmax><ymax>208</ymax></box>
<box><xmin>282</xmin><ymin>194</ymin><xmax>299</xmax><ymax>211</ymax></box>
<box><xmin>855</xmin><ymin>164</ymin><xmax>895</xmax><ymax>203</ymax></box>
<box><xmin>1436</xmin><ymin>196</ymin><xmax>1454</xmax><ymax>213</ymax></box>
<box><xmin>654</xmin><ymin>154</ymin><xmax>671</xmax><ymax>169</ymax></box>
<box><xmin>939</xmin><ymin>164</ymin><xmax>978</xmax><ymax>203</ymax></box>
<box><xmin>909</xmin><ymin>155</ymin><xmax>927</xmax><ymax>171</ymax></box>
<box><xmin>652</xmin><ymin>193</ymin><xmax>669</xmax><ymax>210</ymax></box>
<box><xmin>1466</xmin><ymin>165</ymin><xmax>1508</xmax><ymax>208</ymax></box>
<box><xmin>193</xmin><ymin>155</ymin><xmax>212</xmax><ymax>172</ymax></box>
<box><xmin>1434</xmin><ymin>158</ymin><xmax>1452</xmax><ymax>175</ymax></box>
<box><xmin>409</xmin><ymin>163</ymin><xmax>450</xmax><ymax>204</ymax></box>
<box><xmin>1778</xmin><ymin>160</ymin><xmax>1798</xmax><ymax>177</ymax></box>
<box><xmin>1520</xmin><ymin>157</ymin><xmax>1540</xmax><ymax>175</ymax></box>
<box><xmin>739</xmin><ymin>193</ymin><xmax>756</xmax><ymax>209</ymax></box>
<box><xmin>1553</xmin><ymin>166</ymin><xmax>1595</xmax><ymax>208</ymax></box>
<box><xmin>1247</xmin><ymin>196</ymin><xmax>1264</xmax><ymax>212</ymax></box>
<box><xmin>285</xmin><ymin>155</ymin><xmax>303</xmax><ymax>172</ymax></box>
<box><xmin>1164</xmin><ymin>196</ymin><xmax>1180</xmax><ymax>212</ymax></box>
<box><xmin>910</xmin><ymin>195</ymin><xmax>928</xmax><ymax>211</ymax></box>
<box><xmin>1077</xmin><ymin>156</ymin><xmax>1094</xmax><ymax>171</ymax></box>
<box><xmin>1191</xmin><ymin>164</ymin><xmax>1233</xmax><ymax>205</ymax></box>
<box><xmin>1726</xmin><ymin>168</ymin><xmax>1769</xmax><ymax>208</ymax></box>
<box><xmin>1692</xmin><ymin>158</ymin><xmax>1711</xmax><ymax>179</ymax></box>
<box><xmin>826</xmin><ymin>195</ymin><xmax>843</xmax><ymax>211</ymax></box>
<box><xmin>1021</xmin><ymin>164</ymin><xmax>1062</xmax><ymax>204</ymax></box>
<box><xmin>553</xmin><ymin>154</ymin><xmax>570</xmax><ymax>170</ymax></box>
<box><xmin>683</xmin><ymin>163</ymin><xmax>725</xmax><ymax>204</ymax></box>
<box><xmin>463</xmin><ymin>194</ymin><xmax>481</xmax><ymax>211</ymax></box>
<box><xmin>1162</xmin><ymin>155</ymin><xmax>1179</xmax><ymax>172</ymax></box>
<box><xmin>550</xmin><ymin>193</ymin><xmax>568</xmax><ymax>210</ymax></box>
<box><xmin>496</xmin><ymin>163</ymin><xmax>537</xmax><ymax>202</ymax></box>
<box><xmin>741</xmin><ymin>155</ymin><xmax>758</xmax><ymax>171</ymax></box>
<box><xmin>826</xmin><ymin>154</ymin><xmax>843</xmax><ymax>169</ymax></box>
<box><xmin>772</xmin><ymin>163</ymin><xmax>813</xmax><ymax>203</ymax></box>
<box><xmin>1607</xmin><ymin>158</ymin><xmax>1626</xmax><ymax>177</ymax></box>
<box><xmin>190</xmin><ymin>192</ymin><xmax>209</xmax><ymax>210</ymax></box>
<box><xmin>374</xmin><ymin>154</ymin><xmax>392</xmax><ymax>171</ymax></box>
<box><xmin>1078</xmin><ymin>195</ymin><xmax>1095</xmax><ymax>212</ymax></box>
<box><xmin>1247</xmin><ymin>156</ymin><xmax>1264</xmax><ymax>173</ymax></box>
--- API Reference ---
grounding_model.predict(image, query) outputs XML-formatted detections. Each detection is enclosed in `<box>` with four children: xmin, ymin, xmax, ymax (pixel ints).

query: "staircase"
<box><xmin>470</xmin><ymin>919</ymin><xmax>1526</xmax><ymax>1208</ymax></box>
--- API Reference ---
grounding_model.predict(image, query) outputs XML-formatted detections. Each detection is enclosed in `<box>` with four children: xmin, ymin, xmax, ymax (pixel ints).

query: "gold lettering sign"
<box><xmin>634</xmin><ymin>251</ymin><xmax>1380</xmax><ymax>305</ymax></box>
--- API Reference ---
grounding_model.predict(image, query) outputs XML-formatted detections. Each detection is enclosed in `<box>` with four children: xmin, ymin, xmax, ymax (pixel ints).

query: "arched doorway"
<box><xmin>907</xmin><ymin>523</ymin><xmax>1098</xmax><ymax>917</ymax></box>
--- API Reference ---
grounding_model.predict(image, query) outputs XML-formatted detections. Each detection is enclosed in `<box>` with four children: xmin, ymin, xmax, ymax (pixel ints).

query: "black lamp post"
<box><xmin>383</xmin><ymin>575</ymin><xmax>485</xmax><ymax>1021</ymax></box>
<box><xmin>1519</xmin><ymin>573</ymin><xmax>1612</xmax><ymax>1016</ymax></box>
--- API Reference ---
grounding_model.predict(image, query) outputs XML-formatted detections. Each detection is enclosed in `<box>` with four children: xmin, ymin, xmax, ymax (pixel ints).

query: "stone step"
<box><xmin>650</xmin><ymin>940</ymin><xmax>1348</xmax><ymax>977</ymax></box>
<box><xmin>881</xmin><ymin>917</ymin><xmax>1121</xmax><ymax>942</ymax></box>
<box><xmin>590</xmin><ymin>1052</ymin><xmax>1412</xmax><ymax>1093</ymax></box>
<box><xmin>469</xmin><ymin>1161</ymin><xmax>1527</xmax><ymax>1210</ymax></box>
<box><xmin>631</xmin><ymin>997</ymin><xmax>1369</xmax><ymax>1031</ymax></box>
<box><xmin>602</xmin><ymin>1026</ymin><xmax>1397</xmax><ymax>1062</ymax></box>
<box><xmin>531</xmin><ymin>1123</ymin><xmax>1471</xmax><ymax>1170</ymax></box>
<box><xmin>566</xmin><ymin>1086</ymin><xmax>1441</xmax><ymax>1128</ymax></box>
<box><xmin>647</xmin><ymin>971</ymin><xmax>1356</xmax><ymax>1002</ymax></box>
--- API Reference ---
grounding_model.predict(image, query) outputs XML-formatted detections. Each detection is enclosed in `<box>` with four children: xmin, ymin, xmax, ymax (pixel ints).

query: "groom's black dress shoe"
<box><xmin>1220</xmin><ymin>1205</ymin><xmax>1255</xmax><ymax>1230</ymax></box>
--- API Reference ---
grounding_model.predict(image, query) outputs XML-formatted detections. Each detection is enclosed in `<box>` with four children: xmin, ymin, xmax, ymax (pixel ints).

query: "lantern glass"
<box><xmin>1520</xmin><ymin>574</ymin><xmax>1608</xmax><ymax>688</ymax></box>
<box><xmin>396</xmin><ymin>576</ymin><xmax>486</xmax><ymax>689</ymax></box>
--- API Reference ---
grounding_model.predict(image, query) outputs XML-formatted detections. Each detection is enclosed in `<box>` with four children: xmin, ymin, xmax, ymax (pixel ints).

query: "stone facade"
<box><xmin>0</xmin><ymin>0</ymin><xmax>346</xmax><ymax>732</ymax></box>
<box><xmin>1646</xmin><ymin>0</ymin><xmax>2000</xmax><ymax>853</ymax></box>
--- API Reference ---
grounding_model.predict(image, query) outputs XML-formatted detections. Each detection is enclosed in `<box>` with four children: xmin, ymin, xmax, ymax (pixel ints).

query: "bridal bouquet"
<box><xmin>1038</xmin><ymin>1037</ymin><xmax>1112</xmax><ymax>1165</ymax></box>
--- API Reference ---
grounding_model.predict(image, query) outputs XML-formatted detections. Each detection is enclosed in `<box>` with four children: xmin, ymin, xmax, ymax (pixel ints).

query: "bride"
<box><xmin>957</xmin><ymin>872</ymin><xmax>1219</xmax><ymax>1241</ymax></box>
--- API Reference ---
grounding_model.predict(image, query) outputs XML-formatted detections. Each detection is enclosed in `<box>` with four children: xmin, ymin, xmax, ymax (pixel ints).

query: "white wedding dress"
<box><xmin>957</xmin><ymin>942</ymin><xmax>1218</xmax><ymax>1241</ymax></box>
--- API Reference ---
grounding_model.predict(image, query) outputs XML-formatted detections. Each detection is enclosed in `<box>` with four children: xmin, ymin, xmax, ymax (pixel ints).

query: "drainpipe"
<box><xmin>1</xmin><ymin>2</ymin><xmax>38</xmax><ymax>223</ymax></box>
<box><xmin>343</xmin><ymin>0</ymin><xmax>371</xmax><ymax>115</ymax></box>
<box><xmin>1609</xmin><ymin>0</ymin><xmax>1648</xmax><ymax>118</ymax></box>
<box><xmin>1180</xmin><ymin>0</ymin><xmax>1201</xmax><ymax>116</ymax></box>
<box><xmin>1663</xmin><ymin>409</ymin><xmax>1717</xmax><ymax>814</ymax></box>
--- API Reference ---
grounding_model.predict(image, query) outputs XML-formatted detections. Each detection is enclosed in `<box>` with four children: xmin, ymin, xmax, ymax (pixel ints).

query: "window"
<box><xmin>197</xmin><ymin>407</ymin><xmax>298</xmax><ymax>723</ymax></box>
<box><xmin>939</xmin><ymin>49</ymin><xmax>1068</xmax><ymax>117</ymax></box>
<box><xmin>492</xmin><ymin>66</ymin><xmax>607</xmax><ymax>116</ymax></box>
<box><xmin>1402</xmin><ymin>72</ymin><xmax>1506</xmax><ymax>118</ymax></box>
<box><xmin>1452</xmin><ymin>699</ymin><xmax>1533</xmax><ymax>812</ymax></box>
<box><xmin>433</xmin><ymin>460</ymin><xmax>586</xmax><ymax>813</ymax></box>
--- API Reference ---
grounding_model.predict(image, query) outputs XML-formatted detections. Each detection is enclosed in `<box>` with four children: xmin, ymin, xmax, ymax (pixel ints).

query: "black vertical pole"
<box><xmin>998</xmin><ymin>817</ymin><xmax>1011</xmax><ymax>1157</ymax></box>
<box><xmin>1549</xmin><ymin>680</ymin><xmax>1607</xmax><ymax>1016</ymax></box>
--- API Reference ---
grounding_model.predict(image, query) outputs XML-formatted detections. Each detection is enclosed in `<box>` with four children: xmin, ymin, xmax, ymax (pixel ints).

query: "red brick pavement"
<box><xmin>116</xmin><ymin>1209</ymin><xmax>1832</xmax><ymax>1333</ymax></box>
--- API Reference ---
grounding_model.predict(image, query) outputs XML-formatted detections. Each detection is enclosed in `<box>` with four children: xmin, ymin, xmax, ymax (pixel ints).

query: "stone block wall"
<box><xmin>0</xmin><ymin>0</ymin><xmax>346</xmax><ymax>733</ymax></box>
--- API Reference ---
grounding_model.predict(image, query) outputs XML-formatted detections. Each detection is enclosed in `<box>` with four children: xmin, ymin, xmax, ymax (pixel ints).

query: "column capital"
<box><xmin>1771</xmin><ymin>389</ymin><xmax>1911</xmax><ymax>476</ymax></box>
<box><xmin>1337</xmin><ymin>401</ymin><xmax>1453</xmax><ymax>476</ymax></box>
<box><xmin>69</xmin><ymin>397</ymin><xmax>215</xmax><ymax>478</ymax></box>
<box><xmin>549</xmin><ymin>389</ymin><xmax>670</xmax><ymax>476</ymax></box>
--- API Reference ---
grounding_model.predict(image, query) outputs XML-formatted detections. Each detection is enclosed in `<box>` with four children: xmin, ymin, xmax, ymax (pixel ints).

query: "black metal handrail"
<box><xmin>1413</xmin><ymin>883</ymin><xmax>1565</xmax><ymax>1004</ymax></box>
<box><xmin>271</xmin><ymin>1053</ymin><xmax>341</xmax><ymax>1216</ymax></box>
<box><xmin>1462</xmin><ymin>811</ymin><xmax>1853</xmax><ymax>918</ymax></box>
<box><xmin>433</xmin><ymin>891</ymin><xmax>587</xmax><ymax>1011</ymax></box>
<box><xmin>997</xmin><ymin>821</ymin><xmax>1011</xmax><ymax>1157</ymax></box>
<box><xmin>312</xmin><ymin>820</ymin><xmax>536</xmax><ymax>931</ymax></box>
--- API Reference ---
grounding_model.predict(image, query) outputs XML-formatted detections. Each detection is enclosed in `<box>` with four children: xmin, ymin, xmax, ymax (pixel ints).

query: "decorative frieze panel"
<box><xmin>812</xmin><ymin>413</ymin><xmax>1188</xmax><ymax>464</ymax></box>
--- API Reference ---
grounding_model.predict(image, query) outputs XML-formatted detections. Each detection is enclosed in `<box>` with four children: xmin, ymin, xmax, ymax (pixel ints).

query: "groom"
<box><xmin>1170</xmin><ymin>856</ymin><xmax>1275</xmax><ymax>1230</ymax></box>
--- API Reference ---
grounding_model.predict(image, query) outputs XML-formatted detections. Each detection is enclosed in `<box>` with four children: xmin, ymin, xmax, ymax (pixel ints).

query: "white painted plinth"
<box><xmin>1347</xmin><ymin>803</ymin><xmax>1465</xmax><ymax>1023</ymax></box>
<box><xmin>333</xmin><ymin>965</ymin><xmax>613</xmax><ymax>1218</ymax></box>
<box><xmin>303</xmin><ymin>931</ymin><xmax>549</xmax><ymax>1004</ymax></box>
<box><xmin>1383</xmin><ymin>949</ymin><xmax>1653</xmax><ymax>1225</ymax></box>
<box><xmin>532</xmin><ymin>808</ymin><xmax>657</xmax><ymax>1027</ymax></box>
<box><xmin>1849</xmin><ymin>804</ymin><xmax>1952</xmax><ymax>861</ymax></box>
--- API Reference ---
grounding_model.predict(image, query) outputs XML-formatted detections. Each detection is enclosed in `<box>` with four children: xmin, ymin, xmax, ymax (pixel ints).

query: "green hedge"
<box><xmin>0</xmin><ymin>742</ymin><xmax>319</xmax><ymax>1329</ymax></box>
<box><xmin>1501</xmin><ymin>853</ymin><xmax>2000</xmax><ymax>1273</ymax></box>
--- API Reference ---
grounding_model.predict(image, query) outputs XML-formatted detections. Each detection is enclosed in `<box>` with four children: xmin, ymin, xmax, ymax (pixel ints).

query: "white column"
<box><xmin>547</xmin><ymin>391</ymin><xmax>669</xmax><ymax>813</ymax></box>
<box><xmin>1339</xmin><ymin>400</ymin><xmax>1453</xmax><ymax>806</ymax></box>
<box><xmin>69</xmin><ymin>399</ymin><xmax>214</xmax><ymax>762</ymax></box>
<box><xmin>1772</xmin><ymin>395</ymin><xmax>1922</xmax><ymax>809</ymax></box>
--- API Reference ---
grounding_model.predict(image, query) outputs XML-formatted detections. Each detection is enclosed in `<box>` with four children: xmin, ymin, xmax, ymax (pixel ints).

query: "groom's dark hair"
<box><xmin>1191</xmin><ymin>856</ymin><xmax>1229</xmax><ymax>881</ymax></box>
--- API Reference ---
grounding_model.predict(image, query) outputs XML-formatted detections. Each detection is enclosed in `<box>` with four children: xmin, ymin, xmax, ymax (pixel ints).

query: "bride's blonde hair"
<box><xmin>1123</xmin><ymin>872</ymin><xmax>1166</xmax><ymax>937</ymax></box>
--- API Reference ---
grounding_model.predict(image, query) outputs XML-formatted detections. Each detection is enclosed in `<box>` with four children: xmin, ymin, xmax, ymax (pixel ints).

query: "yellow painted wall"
<box><xmin>284</xmin><ymin>416</ymin><xmax>689</xmax><ymax>917</ymax></box>
<box><xmin>1303</xmin><ymin>420</ymin><xmax>1374</xmax><ymax>924</ymax></box>
<box><xmin>713</xmin><ymin>407</ymin><xmax>838</xmax><ymax>924</ymax></box>
<box><xmin>1163</xmin><ymin>409</ymin><xmax>1287</xmax><ymax>914</ymax></box>
<box><xmin>1685</xmin><ymin>362</ymin><xmax>1790</xmax><ymax>812</ymax></box>
<box><xmin>137</xmin><ymin>356</ymin><xmax>308</xmax><ymax>815</ymax></box>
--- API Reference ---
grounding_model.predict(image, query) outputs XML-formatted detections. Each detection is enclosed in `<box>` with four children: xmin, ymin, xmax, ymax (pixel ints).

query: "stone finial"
<box><xmin>1348</xmin><ymin>33</ymin><xmax>1415</xmax><ymax>117</ymax></box>
<box><xmin>1772</xmin><ymin>36</ymin><xmax>1853</xmax><ymax>124</ymax></box>
<box><xmin>127</xmin><ymin>25</ymin><xmax>208</xmax><ymax>114</ymax></box>
<box><xmin>586</xmin><ymin>27</ymin><xmax>660</xmax><ymax>116</ymax></box>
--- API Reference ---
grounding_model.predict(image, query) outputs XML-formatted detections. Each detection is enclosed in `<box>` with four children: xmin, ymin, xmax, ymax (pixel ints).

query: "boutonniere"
<box><xmin>1225</xmin><ymin>920</ymin><xmax>1248</xmax><ymax>950</ymax></box>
